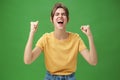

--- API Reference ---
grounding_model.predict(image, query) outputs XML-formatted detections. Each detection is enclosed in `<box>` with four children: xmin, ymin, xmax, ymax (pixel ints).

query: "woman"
<box><xmin>24</xmin><ymin>2</ymin><xmax>98</xmax><ymax>80</ymax></box>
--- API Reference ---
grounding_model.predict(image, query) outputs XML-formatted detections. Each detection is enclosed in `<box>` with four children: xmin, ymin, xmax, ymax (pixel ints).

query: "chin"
<box><xmin>57</xmin><ymin>26</ymin><xmax>65</xmax><ymax>30</ymax></box>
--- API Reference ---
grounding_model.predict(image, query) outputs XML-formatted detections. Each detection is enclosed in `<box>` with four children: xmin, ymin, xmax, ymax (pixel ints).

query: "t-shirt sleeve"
<box><xmin>36</xmin><ymin>34</ymin><xmax>46</xmax><ymax>51</ymax></box>
<box><xmin>78</xmin><ymin>36</ymin><xmax>87</xmax><ymax>52</ymax></box>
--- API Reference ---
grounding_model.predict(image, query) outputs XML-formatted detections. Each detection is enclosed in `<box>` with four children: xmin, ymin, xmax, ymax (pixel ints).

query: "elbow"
<box><xmin>90</xmin><ymin>61</ymin><xmax>98</xmax><ymax>66</ymax></box>
<box><xmin>91</xmin><ymin>62</ymin><xmax>97</xmax><ymax>66</ymax></box>
<box><xmin>24</xmin><ymin>61</ymin><xmax>31</xmax><ymax>65</ymax></box>
<box><xmin>24</xmin><ymin>53</ymin><xmax>32</xmax><ymax>64</ymax></box>
<box><xmin>24</xmin><ymin>58</ymin><xmax>32</xmax><ymax>64</ymax></box>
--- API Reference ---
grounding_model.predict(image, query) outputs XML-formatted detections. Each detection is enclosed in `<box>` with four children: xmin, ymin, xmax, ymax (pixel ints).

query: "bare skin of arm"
<box><xmin>24</xmin><ymin>21</ymin><xmax>42</xmax><ymax>64</ymax></box>
<box><xmin>80</xmin><ymin>25</ymin><xmax>98</xmax><ymax>66</ymax></box>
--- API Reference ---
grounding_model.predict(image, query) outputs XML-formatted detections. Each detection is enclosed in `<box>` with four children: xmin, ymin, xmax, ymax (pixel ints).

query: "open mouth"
<box><xmin>57</xmin><ymin>21</ymin><xmax>63</xmax><ymax>24</ymax></box>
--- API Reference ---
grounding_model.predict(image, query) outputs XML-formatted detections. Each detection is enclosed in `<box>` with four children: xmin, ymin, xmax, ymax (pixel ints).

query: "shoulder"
<box><xmin>69</xmin><ymin>32</ymin><xmax>81</xmax><ymax>39</ymax></box>
<box><xmin>37</xmin><ymin>32</ymin><xmax>53</xmax><ymax>43</ymax></box>
<box><xmin>41</xmin><ymin>32</ymin><xmax>53</xmax><ymax>37</ymax></box>
<box><xmin>39</xmin><ymin>32</ymin><xmax>53</xmax><ymax>40</ymax></box>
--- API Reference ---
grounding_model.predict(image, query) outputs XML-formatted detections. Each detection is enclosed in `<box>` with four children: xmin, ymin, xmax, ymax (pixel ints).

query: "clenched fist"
<box><xmin>30</xmin><ymin>21</ymin><xmax>39</xmax><ymax>33</ymax></box>
<box><xmin>80</xmin><ymin>25</ymin><xmax>92</xmax><ymax>37</ymax></box>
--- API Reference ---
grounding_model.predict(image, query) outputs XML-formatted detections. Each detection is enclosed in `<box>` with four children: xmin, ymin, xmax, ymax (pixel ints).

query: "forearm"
<box><xmin>88</xmin><ymin>35</ymin><xmax>98</xmax><ymax>65</ymax></box>
<box><xmin>24</xmin><ymin>32</ymin><xmax>34</xmax><ymax>64</ymax></box>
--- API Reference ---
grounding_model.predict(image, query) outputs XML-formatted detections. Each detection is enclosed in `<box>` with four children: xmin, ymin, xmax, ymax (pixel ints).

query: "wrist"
<box><xmin>88</xmin><ymin>35</ymin><xmax>93</xmax><ymax>39</ymax></box>
<box><xmin>30</xmin><ymin>30</ymin><xmax>35</xmax><ymax>34</ymax></box>
<box><xmin>29</xmin><ymin>31</ymin><xmax>35</xmax><ymax>37</ymax></box>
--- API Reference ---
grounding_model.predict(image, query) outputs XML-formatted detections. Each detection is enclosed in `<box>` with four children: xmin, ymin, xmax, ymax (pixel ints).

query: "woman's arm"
<box><xmin>80</xmin><ymin>25</ymin><xmax>98</xmax><ymax>66</ymax></box>
<box><xmin>24</xmin><ymin>21</ymin><xmax>42</xmax><ymax>64</ymax></box>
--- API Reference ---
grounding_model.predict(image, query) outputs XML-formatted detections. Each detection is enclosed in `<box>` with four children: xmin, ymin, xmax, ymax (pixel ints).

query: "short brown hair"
<box><xmin>51</xmin><ymin>2</ymin><xmax>69</xmax><ymax>22</ymax></box>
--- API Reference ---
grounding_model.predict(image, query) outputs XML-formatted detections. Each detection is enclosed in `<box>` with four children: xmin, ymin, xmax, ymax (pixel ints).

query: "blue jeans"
<box><xmin>44</xmin><ymin>71</ymin><xmax>76</xmax><ymax>80</ymax></box>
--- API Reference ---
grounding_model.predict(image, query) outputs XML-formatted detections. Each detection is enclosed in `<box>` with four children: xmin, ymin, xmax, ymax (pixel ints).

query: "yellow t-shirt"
<box><xmin>36</xmin><ymin>32</ymin><xmax>86</xmax><ymax>75</ymax></box>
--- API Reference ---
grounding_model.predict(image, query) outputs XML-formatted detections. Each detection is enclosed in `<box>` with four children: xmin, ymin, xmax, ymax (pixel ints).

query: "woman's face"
<box><xmin>52</xmin><ymin>8</ymin><xmax>68</xmax><ymax>30</ymax></box>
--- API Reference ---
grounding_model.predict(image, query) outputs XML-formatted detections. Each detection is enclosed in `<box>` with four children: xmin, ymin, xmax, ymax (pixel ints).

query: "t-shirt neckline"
<box><xmin>52</xmin><ymin>31</ymin><xmax>70</xmax><ymax>42</ymax></box>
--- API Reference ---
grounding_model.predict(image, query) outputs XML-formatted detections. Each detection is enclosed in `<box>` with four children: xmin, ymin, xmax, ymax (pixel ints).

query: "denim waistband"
<box><xmin>46</xmin><ymin>71</ymin><xmax>75</xmax><ymax>78</ymax></box>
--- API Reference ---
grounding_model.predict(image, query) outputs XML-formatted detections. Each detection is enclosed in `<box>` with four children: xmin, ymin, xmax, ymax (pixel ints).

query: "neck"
<box><xmin>54</xmin><ymin>28</ymin><xmax>68</xmax><ymax>40</ymax></box>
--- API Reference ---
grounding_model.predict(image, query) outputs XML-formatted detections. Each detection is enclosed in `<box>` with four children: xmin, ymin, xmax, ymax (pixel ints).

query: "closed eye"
<box><xmin>55</xmin><ymin>13</ymin><xmax>59</xmax><ymax>16</ymax></box>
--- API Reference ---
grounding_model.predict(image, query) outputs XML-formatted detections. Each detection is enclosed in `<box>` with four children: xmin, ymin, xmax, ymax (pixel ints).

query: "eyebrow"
<box><xmin>55</xmin><ymin>12</ymin><xmax>66</xmax><ymax>14</ymax></box>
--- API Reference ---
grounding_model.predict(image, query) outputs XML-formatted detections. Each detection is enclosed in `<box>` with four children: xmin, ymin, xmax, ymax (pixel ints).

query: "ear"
<box><xmin>50</xmin><ymin>17</ymin><xmax>53</xmax><ymax>23</ymax></box>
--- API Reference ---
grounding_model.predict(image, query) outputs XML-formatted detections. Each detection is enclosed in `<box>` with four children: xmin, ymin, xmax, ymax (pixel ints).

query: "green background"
<box><xmin>0</xmin><ymin>0</ymin><xmax>120</xmax><ymax>80</ymax></box>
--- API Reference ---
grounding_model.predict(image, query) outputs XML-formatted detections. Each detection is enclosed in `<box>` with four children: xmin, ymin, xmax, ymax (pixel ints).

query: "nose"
<box><xmin>58</xmin><ymin>14</ymin><xmax>63</xmax><ymax>18</ymax></box>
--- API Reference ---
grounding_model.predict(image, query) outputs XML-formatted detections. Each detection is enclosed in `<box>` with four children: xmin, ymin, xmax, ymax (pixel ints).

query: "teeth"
<box><xmin>58</xmin><ymin>22</ymin><xmax>63</xmax><ymax>24</ymax></box>
<box><xmin>58</xmin><ymin>21</ymin><xmax>63</xmax><ymax>23</ymax></box>
<box><xmin>57</xmin><ymin>19</ymin><xmax>64</xmax><ymax>24</ymax></box>
<box><xmin>58</xmin><ymin>21</ymin><xmax>63</xmax><ymax>22</ymax></box>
